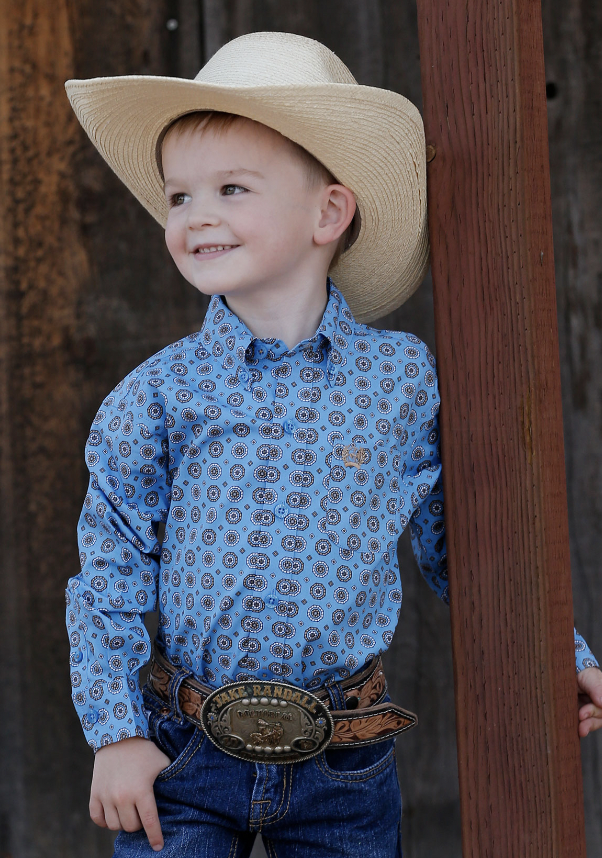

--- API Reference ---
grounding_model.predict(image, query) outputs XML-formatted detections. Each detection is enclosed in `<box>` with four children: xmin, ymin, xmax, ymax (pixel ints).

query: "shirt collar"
<box><xmin>199</xmin><ymin>277</ymin><xmax>354</xmax><ymax>374</ymax></box>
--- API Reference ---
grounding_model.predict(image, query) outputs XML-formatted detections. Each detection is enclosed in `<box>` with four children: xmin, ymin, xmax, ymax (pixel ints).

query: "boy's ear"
<box><xmin>314</xmin><ymin>184</ymin><xmax>357</xmax><ymax>247</ymax></box>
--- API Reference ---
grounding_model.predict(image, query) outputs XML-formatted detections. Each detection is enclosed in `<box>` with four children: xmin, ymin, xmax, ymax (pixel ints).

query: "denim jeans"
<box><xmin>112</xmin><ymin>678</ymin><xmax>403</xmax><ymax>858</ymax></box>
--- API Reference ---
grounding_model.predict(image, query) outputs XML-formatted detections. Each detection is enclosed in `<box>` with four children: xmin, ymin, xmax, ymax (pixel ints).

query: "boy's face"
<box><xmin>162</xmin><ymin>118</ymin><xmax>330</xmax><ymax>302</ymax></box>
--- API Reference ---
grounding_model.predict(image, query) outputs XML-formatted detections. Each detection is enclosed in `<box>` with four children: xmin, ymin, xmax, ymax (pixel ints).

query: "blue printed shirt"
<box><xmin>66</xmin><ymin>280</ymin><xmax>597</xmax><ymax>750</ymax></box>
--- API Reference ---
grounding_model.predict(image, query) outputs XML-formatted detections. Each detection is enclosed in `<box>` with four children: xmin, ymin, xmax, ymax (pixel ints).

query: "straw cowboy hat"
<box><xmin>65</xmin><ymin>31</ymin><xmax>429</xmax><ymax>323</ymax></box>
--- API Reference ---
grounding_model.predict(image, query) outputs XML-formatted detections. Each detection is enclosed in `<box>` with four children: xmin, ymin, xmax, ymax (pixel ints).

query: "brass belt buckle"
<box><xmin>200</xmin><ymin>679</ymin><xmax>334</xmax><ymax>764</ymax></box>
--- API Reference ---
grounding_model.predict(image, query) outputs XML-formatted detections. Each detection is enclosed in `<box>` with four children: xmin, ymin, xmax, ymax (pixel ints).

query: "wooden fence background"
<box><xmin>0</xmin><ymin>1</ymin><xmax>600</xmax><ymax>856</ymax></box>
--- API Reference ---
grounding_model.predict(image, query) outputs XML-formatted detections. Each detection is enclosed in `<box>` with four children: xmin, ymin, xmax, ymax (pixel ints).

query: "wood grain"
<box><xmin>543</xmin><ymin>0</ymin><xmax>602</xmax><ymax>851</ymax></box>
<box><xmin>416</xmin><ymin>0</ymin><xmax>587</xmax><ymax>855</ymax></box>
<box><xmin>2</xmin><ymin>1</ymin><xmax>600</xmax><ymax>855</ymax></box>
<box><xmin>0</xmin><ymin>1</ymin><xmax>94</xmax><ymax>853</ymax></box>
<box><xmin>0</xmin><ymin>0</ymin><xmax>207</xmax><ymax>854</ymax></box>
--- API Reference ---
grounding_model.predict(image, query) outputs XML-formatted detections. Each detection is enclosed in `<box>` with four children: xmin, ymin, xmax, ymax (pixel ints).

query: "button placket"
<box><xmin>274</xmin><ymin>501</ymin><xmax>290</xmax><ymax>519</ymax></box>
<box><xmin>265</xmin><ymin>404</ymin><xmax>305</xmax><ymax>681</ymax></box>
<box><xmin>326</xmin><ymin>357</ymin><xmax>337</xmax><ymax>387</ymax></box>
<box><xmin>272</xmin><ymin>487</ymin><xmax>290</xmax><ymax>663</ymax></box>
<box><xmin>272</xmin><ymin>471</ymin><xmax>290</xmax><ymax>634</ymax></box>
<box><xmin>272</xmin><ymin>587</ymin><xmax>301</xmax><ymax>682</ymax></box>
<box><xmin>237</xmin><ymin>364</ymin><xmax>253</xmax><ymax>392</ymax></box>
<box><xmin>276</xmin><ymin>414</ymin><xmax>296</xmax><ymax>609</ymax></box>
<box><xmin>262</xmin><ymin>589</ymin><xmax>284</xmax><ymax>681</ymax></box>
<box><xmin>259</xmin><ymin>351</ymin><xmax>279</xmax><ymax>415</ymax></box>
<box><xmin>251</xmin><ymin>441</ymin><xmax>274</xmax><ymax>678</ymax></box>
<box><xmin>239</xmin><ymin>364</ymin><xmax>273</xmax><ymax>678</ymax></box>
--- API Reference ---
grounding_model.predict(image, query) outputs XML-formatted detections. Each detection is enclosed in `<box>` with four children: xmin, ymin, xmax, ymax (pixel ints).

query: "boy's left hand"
<box><xmin>577</xmin><ymin>667</ymin><xmax>602</xmax><ymax>737</ymax></box>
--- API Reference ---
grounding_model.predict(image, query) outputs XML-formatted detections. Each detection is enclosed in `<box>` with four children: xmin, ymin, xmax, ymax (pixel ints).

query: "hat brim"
<box><xmin>65</xmin><ymin>76</ymin><xmax>429</xmax><ymax>323</ymax></box>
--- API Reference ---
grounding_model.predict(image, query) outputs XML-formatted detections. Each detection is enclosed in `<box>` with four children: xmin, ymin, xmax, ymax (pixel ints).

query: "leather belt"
<box><xmin>147</xmin><ymin>647</ymin><xmax>417</xmax><ymax>762</ymax></box>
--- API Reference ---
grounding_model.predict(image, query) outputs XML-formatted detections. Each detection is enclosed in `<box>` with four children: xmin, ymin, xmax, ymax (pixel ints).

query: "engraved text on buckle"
<box><xmin>200</xmin><ymin>680</ymin><xmax>334</xmax><ymax>764</ymax></box>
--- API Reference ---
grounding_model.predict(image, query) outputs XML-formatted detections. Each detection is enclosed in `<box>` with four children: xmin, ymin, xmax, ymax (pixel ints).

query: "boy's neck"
<box><xmin>223</xmin><ymin>276</ymin><xmax>330</xmax><ymax>351</ymax></box>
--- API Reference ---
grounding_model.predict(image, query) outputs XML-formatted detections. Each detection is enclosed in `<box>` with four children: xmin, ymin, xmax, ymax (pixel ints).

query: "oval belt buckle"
<box><xmin>200</xmin><ymin>679</ymin><xmax>334</xmax><ymax>764</ymax></box>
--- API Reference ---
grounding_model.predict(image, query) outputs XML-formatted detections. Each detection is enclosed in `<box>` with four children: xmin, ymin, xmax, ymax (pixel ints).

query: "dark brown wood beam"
<box><xmin>416</xmin><ymin>0</ymin><xmax>587</xmax><ymax>855</ymax></box>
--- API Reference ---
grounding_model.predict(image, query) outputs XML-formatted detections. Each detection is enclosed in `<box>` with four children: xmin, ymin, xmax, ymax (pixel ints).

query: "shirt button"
<box><xmin>274</xmin><ymin>503</ymin><xmax>289</xmax><ymax>519</ymax></box>
<box><xmin>87</xmin><ymin>711</ymin><xmax>99</xmax><ymax>724</ymax></box>
<box><xmin>238</xmin><ymin>367</ymin><xmax>249</xmax><ymax>382</ymax></box>
<box><xmin>72</xmin><ymin>650</ymin><xmax>83</xmax><ymax>664</ymax></box>
<box><xmin>266</xmin><ymin>594</ymin><xmax>278</xmax><ymax>606</ymax></box>
<box><xmin>283</xmin><ymin>418</ymin><xmax>296</xmax><ymax>434</ymax></box>
<box><xmin>255</xmin><ymin>344</ymin><xmax>267</xmax><ymax>358</ymax></box>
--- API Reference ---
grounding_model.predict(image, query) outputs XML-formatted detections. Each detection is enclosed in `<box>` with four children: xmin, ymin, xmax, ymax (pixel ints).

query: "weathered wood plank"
<box><xmin>0</xmin><ymin>0</ymin><xmax>97</xmax><ymax>852</ymax></box>
<box><xmin>416</xmin><ymin>0</ymin><xmax>587</xmax><ymax>854</ymax></box>
<box><xmin>2</xmin><ymin>1</ymin><xmax>600</xmax><ymax>855</ymax></box>
<box><xmin>0</xmin><ymin>0</ymin><xmax>208</xmax><ymax>854</ymax></box>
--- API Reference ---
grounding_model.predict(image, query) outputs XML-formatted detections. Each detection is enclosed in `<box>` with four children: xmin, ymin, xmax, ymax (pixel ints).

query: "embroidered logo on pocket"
<box><xmin>342</xmin><ymin>444</ymin><xmax>368</xmax><ymax>468</ymax></box>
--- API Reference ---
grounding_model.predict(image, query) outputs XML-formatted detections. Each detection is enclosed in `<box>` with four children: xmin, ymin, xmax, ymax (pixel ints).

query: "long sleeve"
<box><xmin>398</xmin><ymin>348</ymin><xmax>598</xmax><ymax>671</ymax></box>
<box><xmin>394</xmin><ymin>337</ymin><xmax>448</xmax><ymax>602</ymax></box>
<box><xmin>408</xmin><ymin>474</ymin><xmax>448</xmax><ymax>603</ymax></box>
<box><xmin>66</xmin><ymin>363</ymin><xmax>171</xmax><ymax>751</ymax></box>
<box><xmin>66</xmin><ymin>288</ymin><xmax>600</xmax><ymax>752</ymax></box>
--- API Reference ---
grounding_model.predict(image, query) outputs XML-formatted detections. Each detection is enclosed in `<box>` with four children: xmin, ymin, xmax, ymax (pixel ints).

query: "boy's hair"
<box><xmin>159</xmin><ymin>111</ymin><xmax>353</xmax><ymax>267</ymax></box>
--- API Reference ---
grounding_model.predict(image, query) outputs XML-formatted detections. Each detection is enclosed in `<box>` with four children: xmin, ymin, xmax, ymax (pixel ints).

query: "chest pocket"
<box><xmin>322</xmin><ymin>434</ymin><xmax>400</xmax><ymax>559</ymax></box>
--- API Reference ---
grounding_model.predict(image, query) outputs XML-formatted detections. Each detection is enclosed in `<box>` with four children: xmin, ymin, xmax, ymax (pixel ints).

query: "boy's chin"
<box><xmin>186</xmin><ymin>278</ymin><xmax>264</xmax><ymax>302</ymax></box>
<box><xmin>187</xmin><ymin>281</ymin><xmax>225</xmax><ymax>298</ymax></box>
<box><xmin>187</xmin><ymin>281</ymin><xmax>247</xmax><ymax>301</ymax></box>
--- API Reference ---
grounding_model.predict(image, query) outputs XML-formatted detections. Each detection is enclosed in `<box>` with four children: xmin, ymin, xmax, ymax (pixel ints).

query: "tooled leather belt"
<box><xmin>147</xmin><ymin>646</ymin><xmax>417</xmax><ymax>764</ymax></box>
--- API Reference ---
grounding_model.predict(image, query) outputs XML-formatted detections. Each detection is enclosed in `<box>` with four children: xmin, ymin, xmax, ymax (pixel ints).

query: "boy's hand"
<box><xmin>577</xmin><ymin>667</ymin><xmax>602</xmax><ymax>738</ymax></box>
<box><xmin>89</xmin><ymin>736</ymin><xmax>171</xmax><ymax>852</ymax></box>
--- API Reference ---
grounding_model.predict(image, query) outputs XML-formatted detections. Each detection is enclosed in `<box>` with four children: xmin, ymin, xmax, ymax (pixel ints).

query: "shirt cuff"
<box><xmin>575</xmin><ymin>628</ymin><xmax>600</xmax><ymax>673</ymax></box>
<box><xmin>73</xmin><ymin>678</ymin><xmax>151</xmax><ymax>752</ymax></box>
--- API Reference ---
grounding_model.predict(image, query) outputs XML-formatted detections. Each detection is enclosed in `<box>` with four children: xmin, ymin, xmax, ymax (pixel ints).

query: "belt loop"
<box><xmin>324</xmin><ymin>676</ymin><xmax>347</xmax><ymax>711</ymax></box>
<box><xmin>167</xmin><ymin>664</ymin><xmax>193</xmax><ymax>722</ymax></box>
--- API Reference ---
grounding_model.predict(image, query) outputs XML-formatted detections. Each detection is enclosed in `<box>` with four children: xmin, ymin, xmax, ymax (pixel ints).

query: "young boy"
<box><xmin>65</xmin><ymin>32</ymin><xmax>602</xmax><ymax>857</ymax></box>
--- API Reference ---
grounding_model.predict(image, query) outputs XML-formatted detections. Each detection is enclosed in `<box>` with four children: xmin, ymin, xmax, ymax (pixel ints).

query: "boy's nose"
<box><xmin>186</xmin><ymin>198</ymin><xmax>221</xmax><ymax>228</ymax></box>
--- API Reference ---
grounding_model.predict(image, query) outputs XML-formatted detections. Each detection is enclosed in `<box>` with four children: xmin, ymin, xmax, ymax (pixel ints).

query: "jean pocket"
<box><xmin>145</xmin><ymin>701</ymin><xmax>205</xmax><ymax>782</ymax></box>
<box><xmin>318</xmin><ymin>736</ymin><xmax>396</xmax><ymax>781</ymax></box>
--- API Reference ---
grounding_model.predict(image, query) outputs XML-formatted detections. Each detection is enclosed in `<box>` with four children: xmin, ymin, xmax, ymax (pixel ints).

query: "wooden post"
<box><xmin>415</xmin><ymin>0</ymin><xmax>587</xmax><ymax>855</ymax></box>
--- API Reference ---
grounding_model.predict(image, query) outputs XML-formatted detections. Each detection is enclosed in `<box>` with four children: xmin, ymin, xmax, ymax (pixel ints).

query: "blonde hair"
<box><xmin>159</xmin><ymin>111</ymin><xmax>354</xmax><ymax>266</ymax></box>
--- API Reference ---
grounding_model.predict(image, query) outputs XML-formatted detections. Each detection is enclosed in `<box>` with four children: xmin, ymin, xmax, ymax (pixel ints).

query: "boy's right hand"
<box><xmin>89</xmin><ymin>736</ymin><xmax>171</xmax><ymax>852</ymax></box>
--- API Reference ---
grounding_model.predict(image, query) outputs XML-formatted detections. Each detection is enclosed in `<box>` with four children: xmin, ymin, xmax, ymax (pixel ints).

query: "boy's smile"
<box><xmin>162</xmin><ymin>119</ymin><xmax>332</xmax><ymax>311</ymax></box>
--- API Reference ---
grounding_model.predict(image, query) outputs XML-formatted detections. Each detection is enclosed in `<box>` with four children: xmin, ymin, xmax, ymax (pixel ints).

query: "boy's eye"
<box><xmin>168</xmin><ymin>192</ymin><xmax>190</xmax><ymax>207</ymax></box>
<box><xmin>222</xmin><ymin>184</ymin><xmax>247</xmax><ymax>196</ymax></box>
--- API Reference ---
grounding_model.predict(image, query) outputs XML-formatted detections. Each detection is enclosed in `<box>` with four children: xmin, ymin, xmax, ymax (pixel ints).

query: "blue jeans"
<box><xmin>113</xmin><ymin>680</ymin><xmax>403</xmax><ymax>858</ymax></box>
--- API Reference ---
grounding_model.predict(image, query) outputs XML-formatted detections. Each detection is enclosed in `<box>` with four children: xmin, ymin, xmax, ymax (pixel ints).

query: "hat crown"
<box><xmin>195</xmin><ymin>32</ymin><xmax>358</xmax><ymax>88</ymax></box>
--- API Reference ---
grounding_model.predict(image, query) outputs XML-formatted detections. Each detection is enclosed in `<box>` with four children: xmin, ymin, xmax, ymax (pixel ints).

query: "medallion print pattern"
<box><xmin>66</xmin><ymin>280</ymin><xmax>596</xmax><ymax>750</ymax></box>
